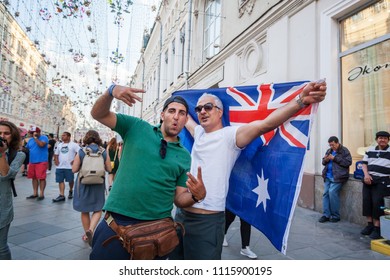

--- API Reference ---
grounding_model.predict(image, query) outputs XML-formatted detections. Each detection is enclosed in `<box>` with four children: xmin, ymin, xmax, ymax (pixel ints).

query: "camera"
<box><xmin>0</xmin><ymin>136</ymin><xmax>6</xmax><ymax>147</ymax></box>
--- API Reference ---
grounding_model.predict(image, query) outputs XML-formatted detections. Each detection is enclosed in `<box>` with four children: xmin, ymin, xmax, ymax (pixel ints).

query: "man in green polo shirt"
<box><xmin>89</xmin><ymin>84</ymin><xmax>206</xmax><ymax>259</ymax></box>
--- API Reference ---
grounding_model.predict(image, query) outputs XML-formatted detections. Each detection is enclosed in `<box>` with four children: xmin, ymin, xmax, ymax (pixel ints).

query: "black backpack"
<box><xmin>7</xmin><ymin>148</ymin><xmax>18</xmax><ymax>197</ymax></box>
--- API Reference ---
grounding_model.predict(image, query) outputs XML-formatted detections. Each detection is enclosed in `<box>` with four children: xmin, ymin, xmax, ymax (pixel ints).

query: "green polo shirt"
<box><xmin>103</xmin><ymin>113</ymin><xmax>191</xmax><ymax>220</ymax></box>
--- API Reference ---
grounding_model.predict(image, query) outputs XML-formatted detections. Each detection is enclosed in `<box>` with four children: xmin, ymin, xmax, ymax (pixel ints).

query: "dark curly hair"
<box><xmin>83</xmin><ymin>130</ymin><xmax>102</xmax><ymax>146</ymax></box>
<box><xmin>0</xmin><ymin>120</ymin><xmax>21</xmax><ymax>151</ymax></box>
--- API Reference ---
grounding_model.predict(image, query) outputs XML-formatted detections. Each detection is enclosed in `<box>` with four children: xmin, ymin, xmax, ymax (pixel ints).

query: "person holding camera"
<box><xmin>25</xmin><ymin>126</ymin><xmax>49</xmax><ymax>200</ymax></box>
<box><xmin>0</xmin><ymin>120</ymin><xmax>26</xmax><ymax>259</ymax></box>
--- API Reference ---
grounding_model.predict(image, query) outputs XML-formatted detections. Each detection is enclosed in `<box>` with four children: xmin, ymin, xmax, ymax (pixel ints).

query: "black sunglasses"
<box><xmin>160</xmin><ymin>139</ymin><xmax>167</xmax><ymax>159</ymax></box>
<box><xmin>194</xmin><ymin>102</ymin><xmax>220</xmax><ymax>114</ymax></box>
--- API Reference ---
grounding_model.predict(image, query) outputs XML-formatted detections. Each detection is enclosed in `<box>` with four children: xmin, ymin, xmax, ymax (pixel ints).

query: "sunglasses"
<box><xmin>194</xmin><ymin>102</ymin><xmax>220</xmax><ymax>114</ymax></box>
<box><xmin>160</xmin><ymin>139</ymin><xmax>167</xmax><ymax>159</ymax></box>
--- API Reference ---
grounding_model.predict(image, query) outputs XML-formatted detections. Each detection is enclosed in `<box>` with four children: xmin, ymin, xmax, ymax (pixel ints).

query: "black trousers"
<box><xmin>48</xmin><ymin>151</ymin><xmax>54</xmax><ymax>170</ymax></box>
<box><xmin>225</xmin><ymin>209</ymin><xmax>251</xmax><ymax>248</ymax></box>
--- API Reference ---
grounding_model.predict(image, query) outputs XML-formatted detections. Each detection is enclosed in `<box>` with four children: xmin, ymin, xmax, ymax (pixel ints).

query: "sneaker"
<box><xmin>46</xmin><ymin>170</ymin><xmax>51</xmax><ymax>174</ymax></box>
<box><xmin>329</xmin><ymin>217</ymin><xmax>340</xmax><ymax>223</ymax></box>
<box><xmin>37</xmin><ymin>196</ymin><xmax>45</xmax><ymax>201</ymax></box>
<box><xmin>318</xmin><ymin>216</ymin><xmax>329</xmax><ymax>223</ymax></box>
<box><xmin>223</xmin><ymin>236</ymin><xmax>228</xmax><ymax>247</ymax></box>
<box><xmin>68</xmin><ymin>191</ymin><xmax>73</xmax><ymax>199</ymax></box>
<box><xmin>361</xmin><ymin>224</ymin><xmax>374</xmax><ymax>235</ymax></box>
<box><xmin>240</xmin><ymin>246</ymin><xmax>257</xmax><ymax>259</ymax></box>
<box><xmin>52</xmin><ymin>195</ymin><xmax>65</xmax><ymax>202</ymax></box>
<box><xmin>369</xmin><ymin>228</ymin><xmax>383</xmax><ymax>240</ymax></box>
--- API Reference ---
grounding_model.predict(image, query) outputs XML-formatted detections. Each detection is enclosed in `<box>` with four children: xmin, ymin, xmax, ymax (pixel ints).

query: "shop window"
<box><xmin>340</xmin><ymin>0</ymin><xmax>390</xmax><ymax>170</ymax></box>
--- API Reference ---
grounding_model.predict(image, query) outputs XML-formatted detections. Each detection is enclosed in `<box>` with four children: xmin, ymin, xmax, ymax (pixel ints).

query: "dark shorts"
<box><xmin>362</xmin><ymin>176</ymin><xmax>390</xmax><ymax>219</ymax></box>
<box><xmin>55</xmin><ymin>169</ymin><xmax>74</xmax><ymax>183</ymax></box>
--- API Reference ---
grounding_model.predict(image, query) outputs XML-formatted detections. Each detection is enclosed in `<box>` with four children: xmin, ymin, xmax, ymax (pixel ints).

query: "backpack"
<box><xmin>7</xmin><ymin>148</ymin><xmax>17</xmax><ymax>197</ymax></box>
<box><xmin>78</xmin><ymin>147</ymin><xmax>106</xmax><ymax>185</ymax></box>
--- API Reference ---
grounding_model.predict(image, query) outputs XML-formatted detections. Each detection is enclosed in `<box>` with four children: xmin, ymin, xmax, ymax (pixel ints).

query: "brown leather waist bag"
<box><xmin>102</xmin><ymin>212</ymin><xmax>184</xmax><ymax>260</ymax></box>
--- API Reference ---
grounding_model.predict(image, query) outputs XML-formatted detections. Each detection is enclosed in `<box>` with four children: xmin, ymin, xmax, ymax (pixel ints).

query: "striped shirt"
<box><xmin>362</xmin><ymin>145</ymin><xmax>390</xmax><ymax>177</ymax></box>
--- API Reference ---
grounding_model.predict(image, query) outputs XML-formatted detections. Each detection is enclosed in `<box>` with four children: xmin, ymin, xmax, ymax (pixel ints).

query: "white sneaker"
<box><xmin>46</xmin><ymin>170</ymin><xmax>51</xmax><ymax>174</ymax></box>
<box><xmin>223</xmin><ymin>236</ymin><xmax>228</xmax><ymax>247</ymax></box>
<box><xmin>240</xmin><ymin>246</ymin><xmax>257</xmax><ymax>259</ymax></box>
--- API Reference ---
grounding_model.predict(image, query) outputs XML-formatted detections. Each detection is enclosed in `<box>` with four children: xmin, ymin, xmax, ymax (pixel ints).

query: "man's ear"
<box><xmin>160</xmin><ymin>111</ymin><xmax>165</xmax><ymax>122</ymax></box>
<box><xmin>218</xmin><ymin>108</ymin><xmax>223</xmax><ymax>119</ymax></box>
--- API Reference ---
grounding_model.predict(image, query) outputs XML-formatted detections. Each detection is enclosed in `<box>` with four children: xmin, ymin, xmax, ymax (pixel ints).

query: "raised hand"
<box><xmin>186</xmin><ymin>166</ymin><xmax>206</xmax><ymax>202</ymax></box>
<box><xmin>111</xmin><ymin>85</ymin><xmax>144</xmax><ymax>107</ymax></box>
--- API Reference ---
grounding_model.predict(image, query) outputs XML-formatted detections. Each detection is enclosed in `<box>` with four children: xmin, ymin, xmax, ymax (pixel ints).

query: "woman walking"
<box><xmin>72</xmin><ymin>130</ymin><xmax>111</xmax><ymax>246</ymax></box>
<box><xmin>107</xmin><ymin>137</ymin><xmax>120</xmax><ymax>191</ymax></box>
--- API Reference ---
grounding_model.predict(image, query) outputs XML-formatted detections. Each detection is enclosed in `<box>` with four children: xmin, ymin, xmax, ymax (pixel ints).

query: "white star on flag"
<box><xmin>252</xmin><ymin>170</ymin><xmax>271</xmax><ymax>211</ymax></box>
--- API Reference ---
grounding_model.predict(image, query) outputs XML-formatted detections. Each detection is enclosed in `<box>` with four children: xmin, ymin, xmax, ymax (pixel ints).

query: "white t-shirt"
<box><xmin>54</xmin><ymin>141</ymin><xmax>80</xmax><ymax>169</ymax></box>
<box><xmin>191</xmin><ymin>125</ymin><xmax>242</xmax><ymax>211</ymax></box>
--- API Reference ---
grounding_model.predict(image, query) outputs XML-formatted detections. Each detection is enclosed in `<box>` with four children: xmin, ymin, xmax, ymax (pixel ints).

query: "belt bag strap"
<box><xmin>102</xmin><ymin>212</ymin><xmax>126</xmax><ymax>246</ymax></box>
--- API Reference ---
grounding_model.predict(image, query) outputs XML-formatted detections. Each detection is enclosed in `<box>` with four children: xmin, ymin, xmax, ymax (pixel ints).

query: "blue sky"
<box><xmin>7</xmin><ymin>0</ymin><xmax>159</xmax><ymax>125</ymax></box>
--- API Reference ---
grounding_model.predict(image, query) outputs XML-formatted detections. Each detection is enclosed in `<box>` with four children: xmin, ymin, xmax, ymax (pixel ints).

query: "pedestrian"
<box><xmin>89</xmin><ymin>85</ymin><xmax>205</xmax><ymax>259</ymax></box>
<box><xmin>223</xmin><ymin>208</ymin><xmax>257</xmax><ymax>259</ymax></box>
<box><xmin>25</xmin><ymin>126</ymin><xmax>48</xmax><ymax>200</ymax></box>
<box><xmin>318</xmin><ymin>136</ymin><xmax>352</xmax><ymax>223</ymax></box>
<box><xmin>20</xmin><ymin>133</ymin><xmax>31</xmax><ymax>176</ymax></box>
<box><xmin>107</xmin><ymin>137</ymin><xmax>120</xmax><ymax>191</ymax></box>
<box><xmin>52</xmin><ymin>131</ymin><xmax>79</xmax><ymax>202</ymax></box>
<box><xmin>170</xmin><ymin>80</ymin><xmax>326</xmax><ymax>260</ymax></box>
<box><xmin>72</xmin><ymin>130</ymin><xmax>111</xmax><ymax>246</ymax></box>
<box><xmin>360</xmin><ymin>131</ymin><xmax>390</xmax><ymax>239</ymax></box>
<box><xmin>47</xmin><ymin>133</ymin><xmax>56</xmax><ymax>174</ymax></box>
<box><xmin>0</xmin><ymin>120</ymin><xmax>26</xmax><ymax>259</ymax></box>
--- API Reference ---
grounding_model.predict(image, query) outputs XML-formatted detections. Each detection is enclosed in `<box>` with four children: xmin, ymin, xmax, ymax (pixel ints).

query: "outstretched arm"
<box><xmin>185</xmin><ymin>114</ymin><xmax>197</xmax><ymax>137</ymax></box>
<box><xmin>91</xmin><ymin>85</ymin><xmax>144</xmax><ymax>129</ymax></box>
<box><xmin>235</xmin><ymin>80</ymin><xmax>327</xmax><ymax>148</ymax></box>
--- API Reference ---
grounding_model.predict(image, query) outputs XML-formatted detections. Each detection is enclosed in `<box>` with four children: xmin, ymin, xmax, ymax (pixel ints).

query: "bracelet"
<box><xmin>108</xmin><ymin>84</ymin><xmax>116</xmax><ymax>97</ymax></box>
<box><xmin>192</xmin><ymin>194</ymin><xmax>203</xmax><ymax>203</ymax></box>
<box><xmin>295</xmin><ymin>94</ymin><xmax>307</xmax><ymax>109</ymax></box>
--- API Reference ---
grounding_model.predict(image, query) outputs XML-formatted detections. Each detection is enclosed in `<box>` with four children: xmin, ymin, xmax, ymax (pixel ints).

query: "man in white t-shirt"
<box><xmin>170</xmin><ymin>80</ymin><xmax>327</xmax><ymax>260</ymax></box>
<box><xmin>52</xmin><ymin>131</ymin><xmax>80</xmax><ymax>202</ymax></box>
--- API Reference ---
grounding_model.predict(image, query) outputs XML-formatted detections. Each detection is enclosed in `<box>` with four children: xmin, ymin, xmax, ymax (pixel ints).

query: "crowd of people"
<box><xmin>1</xmin><ymin>80</ymin><xmax>390</xmax><ymax>260</ymax></box>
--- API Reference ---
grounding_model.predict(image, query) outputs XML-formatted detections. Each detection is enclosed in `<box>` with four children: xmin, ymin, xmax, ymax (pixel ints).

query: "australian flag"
<box><xmin>173</xmin><ymin>81</ymin><xmax>318</xmax><ymax>254</ymax></box>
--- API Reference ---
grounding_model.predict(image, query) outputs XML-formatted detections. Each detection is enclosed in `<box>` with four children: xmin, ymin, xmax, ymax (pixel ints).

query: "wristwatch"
<box><xmin>295</xmin><ymin>94</ymin><xmax>308</xmax><ymax>109</ymax></box>
<box><xmin>192</xmin><ymin>194</ymin><xmax>203</xmax><ymax>203</ymax></box>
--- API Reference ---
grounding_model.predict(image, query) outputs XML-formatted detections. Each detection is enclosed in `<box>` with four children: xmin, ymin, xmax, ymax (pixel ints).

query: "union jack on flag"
<box><xmin>173</xmin><ymin>81</ymin><xmax>318</xmax><ymax>254</ymax></box>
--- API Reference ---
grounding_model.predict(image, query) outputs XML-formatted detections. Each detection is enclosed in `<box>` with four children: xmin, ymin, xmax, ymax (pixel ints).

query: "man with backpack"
<box><xmin>0</xmin><ymin>120</ymin><xmax>26</xmax><ymax>259</ymax></box>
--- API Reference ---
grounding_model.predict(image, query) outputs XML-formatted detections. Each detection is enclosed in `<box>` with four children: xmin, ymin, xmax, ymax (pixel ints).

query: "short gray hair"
<box><xmin>198</xmin><ymin>93</ymin><xmax>223</xmax><ymax>110</ymax></box>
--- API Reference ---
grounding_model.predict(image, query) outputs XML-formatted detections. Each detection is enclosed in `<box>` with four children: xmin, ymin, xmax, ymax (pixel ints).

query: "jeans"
<box><xmin>322</xmin><ymin>178</ymin><xmax>342</xmax><ymax>219</ymax></box>
<box><xmin>0</xmin><ymin>223</ymin><xmax>11</xmax><ymax>260</ymax></box>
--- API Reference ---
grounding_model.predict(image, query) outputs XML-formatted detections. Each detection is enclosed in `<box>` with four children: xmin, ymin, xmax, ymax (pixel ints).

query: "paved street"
<box><xmin>7</xmin><ymin>167</ymin><xmax>390</xmax><ymax>260</ymax></box>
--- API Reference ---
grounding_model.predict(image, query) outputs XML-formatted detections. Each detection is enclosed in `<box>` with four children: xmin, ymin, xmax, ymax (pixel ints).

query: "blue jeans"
<box><xmin>322</xmin><ymin>178</ymin><xmax>342</xmax><ymax>219</ymax></box>
<box><xmin>0</xmin><ymin>223</ymin><xmax>11</xmax><ymax>260</ymax></box>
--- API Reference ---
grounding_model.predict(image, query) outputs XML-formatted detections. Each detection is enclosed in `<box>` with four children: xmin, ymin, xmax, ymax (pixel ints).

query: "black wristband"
<box><xmin>192</xmin><ymin>194</ymin><xmax>200</xmax><ymax>203</ymax></box>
